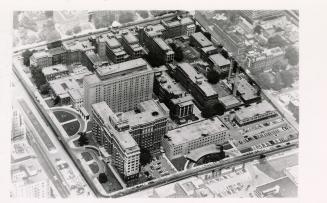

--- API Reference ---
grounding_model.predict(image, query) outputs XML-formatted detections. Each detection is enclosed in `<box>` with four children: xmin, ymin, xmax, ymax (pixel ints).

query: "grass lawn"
<box><xmin>62</xmin><ymin>120</ymin><xmax>80</xmax><ymax>136</ymax></box>
<box><xmin>171</xmin><ymin>156</ymin><xmax>187</xmax><ymax>171</ymax></box>
<box><xmin>89</xmin><ymin>162</ymin><xmax>100</xmax><ymax>174</ymax></box>
<box><xmin>101</xmin><ymin>165</ymin><xmax>123</xmax><ymax>193</ymax></box>
<box><xmin>54</xmin><ymin>110</ymin><xmax>76</xmax><ymax>123</ymax></box>
<box><xmin>81</xmin><ymin>152</ymin><xmax>93</xmax><ymax>162</ymax></box>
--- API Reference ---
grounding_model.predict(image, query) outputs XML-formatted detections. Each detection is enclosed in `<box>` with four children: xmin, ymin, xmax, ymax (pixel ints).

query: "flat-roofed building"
<box><xmin>68</xmin><ymin>89</ymin><xmax>83</xmax><ymax>109</ymax></box>
<box><xmin>162</xmin><ymin>117</ymin><xmax>230</xmax><ymax>160</ymax></box>
<box><xmin>104</xmin><ymin>35</ymin><xmax>129</xmax><ymax>63</ymax></box>
<box><xmin>190</xmin><ymin>32</ymin><xmax>213</xmax><ymax>50</ymax></box>
<box><xmin>146</xmin><ymin>37</ymin><xmax>174</xmax><ymax>64</ymax></box>
<box><xmin>161</xmin><ymin>17</ymin><xmax>195</xmax><ymax>38</ymax></box>
<box><xmin>48</xmin><ymin>46</ymin><xmax>67</xmax><ymax>65</ymax></box>
<box><xmin>91</xmin><ymin>102</ymin><xmax>140</xmax><ymax>180</ymax></box>
<box><xmin>154</xmin><ymin>70</ymin><xmax>194</xmax><ymax>120</ymax></box>
<box><xmin>240</xmin><ymin>10</ymin><xmax>285</xmax><ymax>24</ymax></box>
<box><xmin>63</xmin><ymin>40</ymin><xmax>95</xmax><ymax>65</ymax></box>
<box><xmin>218</xmin><ymin>94</ymin><xmax>243</xmax><ymax>110</ymax></box>
<box><xmin>245</xmin><ymin>47</ymin><xmax>285</xmax><ymax>73</ymax></box>
<box><xmin>41</xmin><ymin>64</ymin><xmax>69</xmax><ymax>81</ymax></box>
<box><xmin>82</xmin><ymin>50</ymin><xmax>103</xmax><ymax>71</ymax></box>
<box><xmin>175</xmin><ymin>63</ymin><xmax>218</xmax><ymax>108</ymax></box>
<box><xmin>83</xmin><ymin>58</ymin><xmax>154</xmax><ymax>114</ymax></box>
<box><xmin>208</xmin><ymin>53</ymin><xmax>231</xmax><ymax>77</ymax></box>
<box><xmin>234</xmin><ymin>100</ymin><xmax>278</xmax><ymax>126</ymax></box>
<box><xmin>30</xmin><ymin>51</ymin><xmax>52</xmax><ymax>68</ymax></box>
<box><xmin>200</xmin><ymin>45</ymin><xmax>219</xmax><ymax>60</ymax></box>
<box><xmin>49</xmin><ymin>68</ymin><xmax>91</xmax><ymax>105</ymax></box>
<box><xmin>138</xmin><ymin>24</ymin><xmax>167</xmax><ymax>45</ymax></box>
<box><xmin>121</xmin><ymin>30</ymin><xmax>144</xmax><ymax>59</ymax></box>
<box><xmin>123</xmin><ymin>100</ymin><xmax>169</xmax><ymax>152</ymax></box>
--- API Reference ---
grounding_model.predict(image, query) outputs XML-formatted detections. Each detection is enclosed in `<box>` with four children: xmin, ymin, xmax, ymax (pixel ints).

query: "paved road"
<box><xmin>12</xmin><ymin>71</ymin><xmax>95</xmax><ymax>198</ymax></box>
<box><xmin>111</xmin><ymin>142</ymin><xmax>298</xmax><ymax>197</ymax></box>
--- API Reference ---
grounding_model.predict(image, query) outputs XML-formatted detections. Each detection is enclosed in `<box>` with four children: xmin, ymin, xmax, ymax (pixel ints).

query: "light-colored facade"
<box><xmin>83</xmin><ymin>58</ymin><xmax>154</xmax><ymax>114</ymax></box>
<box><xmin>245</xmin><ymin>47</ymin><xmax>285</xmax><ymax>72</ymax></box>
<box><xmin>104</xmin><ymin>35</ymin><xmax>129</xmax><ymax>63</ymax></box>
<box><xmin>121</xmin><ymin>30</ymin><xmax>144</xmax><ymax>59</ymax></box>
<box><xmin>234</xmin><ymin>100</ymin><xmax>278</xmax><ymax>125</ymax></box>
<box><xmin>124</xmin><ymin>100</ymin><xmax>169</xmax><ymax>152</ymax></box>
<box><xmin>91</xmin><ymin>102</ymin><xmax>140</xmax><ymax>180</ymax></box>
<box><xmin>30</xmin><ymin>51</ymin><xmax>52</xmax><ymax>68</ymax></box>
<box><xmin>162</xmin><ymin>117</ymin><xmax>230</xmax><ymax>160</ymax></box>
<box><xmin>41</xmin><ymin>64</ymin><xmax>69</xmax><ymax>81</ymax></box>
<box><xmin>68</xmin><ymin>89</ymin><xmax>84</xmax><ymax>109</ymax></box>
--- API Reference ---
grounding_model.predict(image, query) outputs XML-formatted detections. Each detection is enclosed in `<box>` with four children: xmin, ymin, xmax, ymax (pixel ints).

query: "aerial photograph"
<box><xmin>11</xmin><ymin>10</ymin><xmax>299</xmax><ymax>198</ymax></box>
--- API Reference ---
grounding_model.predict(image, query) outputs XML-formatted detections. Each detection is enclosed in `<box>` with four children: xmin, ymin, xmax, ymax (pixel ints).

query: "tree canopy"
<box><xmin>207</xmin><ymin>69</ymin><xmax>220</xmax><ymax>84</ymax></box>
<box><xmin>202</xmin><ymin>102</ymin><xmax>225</xmax><ymax>118</ymax></box>
<box><xmin>140</xmin><ymin>148</ymin><xmax>152</xmax><ymax>166</ymax></box>
<box><xmin>98</xmin><ymin>173</ymin><xmax>108</xmax><ymax>183</ymax></box>
<box><xmin>78</xmin><ymin>132</ymin><xmax>89</xmax><ymax>146</ymax></box>
<box><xmin>22</xmin><ymin>49</ymin><xmax>35</xmax><ymax>66</ymax></box>
<box><xmin>284</xmin><ymin>46</ymin><xmax>299</xmax><ymax>66</ymax></box>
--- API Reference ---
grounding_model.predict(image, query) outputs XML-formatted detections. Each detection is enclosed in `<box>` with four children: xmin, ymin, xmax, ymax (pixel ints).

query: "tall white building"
<box><xmin>83</xmin><ymin>58</ymin><xmax>154</xmax><ymax>114</ymax></box>
<box><xmin>91</xmin><ymin>102</ymin><xmax>140</xmax><ymax>180</ymax></box>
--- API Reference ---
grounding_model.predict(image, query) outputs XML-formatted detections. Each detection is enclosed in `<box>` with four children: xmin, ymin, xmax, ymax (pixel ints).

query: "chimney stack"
<box><xmin>233</xmin><ymin>65</ymin><xmax>240</xmax><ymax>96</ymax></box>
<box><xmin>228</xmin><ymin>58</ymin><xmax>233</xmax><ymax>82</ymax></box>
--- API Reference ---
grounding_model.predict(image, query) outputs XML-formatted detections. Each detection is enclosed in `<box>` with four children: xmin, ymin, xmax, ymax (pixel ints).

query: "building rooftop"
<box><xmin>191</xmin><ymin>32</ymin><xmax>213</xmax><ymax>48</ymax></box>
<box><xmin>219</xmin><ymin>95</ymin><xmax>243</xmax><ymax>108</ymax></box>
<box><xmin>42</xmin><ymin>64</ymin><xmax>68</xmax><ymax>76</ymax></box>
<box><xmin>236</xmin><ymin>76</ymin><xmax>260</xmax><ymax>101</ymax></box>
<box><xmin>178</xmin><ymin>63</ymin><xmax>217</xmax><ymax>97</ymax></box>
<box><xmin>91</xmin><ymin>102</ymin><xmax>139</xmax><ymax>151</ymax></box>
<box><xmin>85</xmin><ymin>50</ymin><xmax>102</xmax><ymax>65</ymax></box>
<box><xmin>180</xmin><ymin>17</ymin><xmax>193</xmax><ymax>25</ymax></box>
<box><xmin>48</xmin><ymin>46</ymin><xmax>67</xmax><ymax>56</ymax></box>
<box><xmin>166</xmin><ymin>20</ymin><xmax>181</xmax><ymax>28</ymax></box>
<box><xmin>122</xmin><ymin>31</ymin><xmax>139</xmax><ymax>44</ymax></box>
<box><xmin>235</xmin><ymin>100</ymin><xmax>276</xmax><ymax>121</ymax></box>
<box><xmin>105</xmin><ymin>37</ymin><xmax>121</xmax><ymax>49</ymax></box>
<box><xmin>156</xmin><ymin>71</ymin><xmax>186</xmax><ymax>97</ymax></box>
<box><xmin>68</xmin><ymin>88</ymin><xmax>83</xmax><ymax>100</ymax></box>
<box><xmin>165</xmin><ymin>117</ymin><xmax>228</xmax><ymax>146</ymax></box>
<box><xmin>201</xmin><ymin>46</ymin><xmax>218</xmax><ymax>53</ymax></box>
<box><xmin>63</xmin><ymin>40</ymin><xmax>95</xmax><ymax>52</ymax></box>
<box><xmin>123</xmin><ymin>100</ymin><xmax>169</xmax><ymax>127</ymax></box>
<box><xmin>96</xmin><ymin>58</ymin><xmax>151</xmax><ymax>80</ymax></box>
<box><xmin>145</xmin><ymin>24</ymin><xmax>166</xmax><ymax>37</ymax></box>
<box><xmin>171</xmin><ymin>95</ymin><xmax>194</xmax><ymax>106</ymax></box>
<box><xmin>31</xmin><ymin>51</ymin><xmax>50</xmax><ymax>59</ymax></box>
<box><xmin>154</xmin><ymin>37</ymin><xmax>173</xmax><ymax>52</ymax></box>
<box><xmin>209</xmin><ymin>54</ymin><xmax>231</xmax><ymax>67</ymax></box>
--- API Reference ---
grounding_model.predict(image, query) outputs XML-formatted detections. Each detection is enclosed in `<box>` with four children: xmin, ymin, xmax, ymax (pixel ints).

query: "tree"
<box><xmin>267</xmin><ymin>35</ymin><xmax>287</xmax><ymax>48</ymax></box>
<box><xmin>65</xmin><ymin>29</ymin><xmax>73</xmax><ymax>36</ymax></box>
<box><xmin>253</xmin><ymin>25</ymin><xmax>262</xmax><ymax>34</ymax></box>
<box><xmin>137</xmin><ymin>10</ymin><xmax>149</xmax><ymax>19</ymax></box>
<box><xmin>201</xmin><ymin>102</ymin><xmax>225</xmax><ymax>118</ymax></box>
<box><xmin>272</xmin><ymin>60</ymin><xmax>287</xmax><ymax>73</ymax></box>
<box><xmin>118</xmin><ymin>11</ymin><xmax>135</xmax><ymax>24</ymax></box>
<box><xmin>53</xmin><ymin>96</ymin><xmax>60</xmax><ymax>105</ymax></box>
<box><xmin>40</xmin><ymin>83</ymin><xmax>50</xmax><ymax>95</ymax></box>
<box><xmin>195</xmin><ymin>25</ymin><xmax>202</xmax><ymax>33</ymax></box>
<box><xmin>280</xmin><ymin>69</ymin><xmax>295</xmax><ymax>87</ymax></box>
<box><xmin>44</xmin><ymin>11</ymin><xmax>54</xmax><ymax>18</ymax></box>
<box><xmin>203</xmin><ymin>32</ymin><xmax>211</xmax><ymax>41</ymax></box>
<box><xmin>22</xmin><ymin>49</ymin><xmax>35</xmax><ymax>66</ymax></box>
<box><xmin>73</xmin><ymin>25</ymin><xmax>82</xmax><ymax>34</ymax></box>
<box><xmin>174</xmin><ymin>47</ymin><xmax>184</xmax><ymax>62</ymax></box>
<box><xmin>207</xmin><ymin>69</ymin><xmax>220</xmax><ymax>84</ymax></box>
<box><xmin>284</xmin><ymin>46</ymin><xmax>299</xmax><ymax>66</ymax></box>
<box><xmin>98</xmin><ymin>173</ymin><xmax>108</xmax><ymax>183</ymax></box>
<box><xmin>20</xmin><ymin>15</ymin><xmax>37</xmax><ymax>32</ymax></box>
<box><xmin>78</xmin><ymin>132</ymin><xmax>89</xmax><ymax>146</ymax></box>
<box><xmin>140</xmin><ymin>148</ymin><xmax>152</xmax><ymax>166</ymax></box>
<box><xmin>30</xmin><ymin>67</ymin><xmax>47</xmax><ymax>89</ymax></box>
<box><xmin>220</xmin><ymin>49</ymin><xmax>229</xmax><ymax>59</ymax></box>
